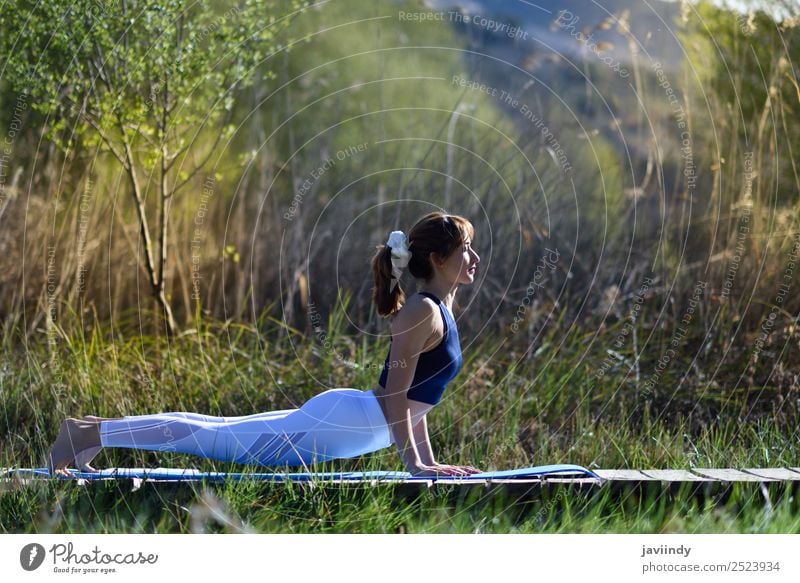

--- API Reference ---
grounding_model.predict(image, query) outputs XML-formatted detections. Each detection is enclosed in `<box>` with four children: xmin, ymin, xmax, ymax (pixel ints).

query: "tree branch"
<box><xmin>117</xmin><ymin>118</ymin><xmax>159</xmax><ymax>292</ymax></box>
<box><xmin>158</xmin><ymin>69</ymin><xmax>170</xmax><ymax>290</ymax></box>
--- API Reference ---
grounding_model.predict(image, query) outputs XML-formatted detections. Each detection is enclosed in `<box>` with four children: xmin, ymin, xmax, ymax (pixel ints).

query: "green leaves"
<box><xmin>1</xmin><ymin>0</ymin><xmax>307</xmax><ymax>164</ymax></box>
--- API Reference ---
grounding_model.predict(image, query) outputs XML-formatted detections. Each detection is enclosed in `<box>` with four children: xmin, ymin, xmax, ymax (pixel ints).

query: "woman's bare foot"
<box><xmin>76</xmin><ymin>415</ymin><xmax>126</xmax><ymax>470</ymax></box>
<box><xmin>47</xmin><ymin>418</ymin><xmax>102</xmax><ymax>477</ymax></box>
<box><xmin>73</xmin><ymin>446</ymin><xmax>103</xmax><ymax>473</ymax></box>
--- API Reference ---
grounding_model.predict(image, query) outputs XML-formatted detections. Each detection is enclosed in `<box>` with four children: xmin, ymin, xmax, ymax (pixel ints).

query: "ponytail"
<box><xmin>371</xmin><ymin>244</ymin><xmax>406</xmax><ymax>317</ymax></box>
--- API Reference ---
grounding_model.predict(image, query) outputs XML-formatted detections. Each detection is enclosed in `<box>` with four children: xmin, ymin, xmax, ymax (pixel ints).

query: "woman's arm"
<box><xmin>410</xmin><ymin>414</ymin><xmax>483</xmax><ymax>474</ymax></box>
<box><xmin>380</xmin><ymin>388</ymin><xmax>424</xmax><ymax>470</ymax></box>
<box><xmin>377</xmin><ymin>300</ymin><xmax>438</xmax><ymax>473</ymax></box>
<box><xmin>411</xmin><ymin>414</ymin><xmax>436</xmax><ymax>466</ymax></box>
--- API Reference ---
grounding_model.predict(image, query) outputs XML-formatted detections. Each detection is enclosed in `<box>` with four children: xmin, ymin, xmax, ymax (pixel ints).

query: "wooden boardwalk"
<box><xmin>381</xmin><ymin>468</ymin><xmax>800</xmax><ymax>500</ymax></box>
<box><xmin>594</xmin><ymin>468</ymin><xmax>800</xmax><ymax>482</ymax></box>
<box><xmin>4</xmin><ymin>467</ymin><xmax>800</xmax><ymax>496</ymax></box>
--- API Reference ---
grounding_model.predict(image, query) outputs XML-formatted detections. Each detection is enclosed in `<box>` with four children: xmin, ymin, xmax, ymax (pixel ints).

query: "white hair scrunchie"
<box><xmin>386</xmin><ymin>230</ymin><xmax>411</xmax><ymax>292</ymax></box>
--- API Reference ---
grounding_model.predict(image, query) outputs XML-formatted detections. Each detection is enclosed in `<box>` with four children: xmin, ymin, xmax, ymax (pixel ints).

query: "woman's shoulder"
<box><xmin>390</xmin><ymin>293</ymin><xmax>439</xmax><ymax>333</ymax></box>
<box><xmin>398</xmin><ymin>292</ymin><xmax>439</xmax><ymax>316</ymax></box>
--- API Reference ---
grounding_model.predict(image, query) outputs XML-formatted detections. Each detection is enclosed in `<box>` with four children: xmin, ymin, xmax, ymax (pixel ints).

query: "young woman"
<box><xmin>47</xmin><ymin>211</ymin><xmax>482</xmax><ymax>478</ymax></box>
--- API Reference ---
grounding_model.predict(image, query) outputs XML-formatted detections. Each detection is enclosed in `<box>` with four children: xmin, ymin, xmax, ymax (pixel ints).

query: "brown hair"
<box><xmin>371</xmin><ymin>211</ymin><xmax>475</xmax><ymax>317</ymax></box>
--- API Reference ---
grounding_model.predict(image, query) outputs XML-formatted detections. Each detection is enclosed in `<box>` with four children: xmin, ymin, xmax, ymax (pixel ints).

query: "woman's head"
<box><xmin>372</xmin><ymin>211</ymin><xmax>477</xmax><ymax>317</ymax></box>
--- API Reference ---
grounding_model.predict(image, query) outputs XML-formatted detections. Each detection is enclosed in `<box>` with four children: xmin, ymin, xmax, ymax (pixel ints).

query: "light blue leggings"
<box><xmin>99</xmin><ymin>388</ymin><xmax>393</xmax><ymax>467</ymax></box>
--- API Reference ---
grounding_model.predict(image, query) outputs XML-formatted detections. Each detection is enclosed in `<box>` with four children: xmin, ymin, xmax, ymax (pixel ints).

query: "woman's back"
<box><xmin>378</xmin><ymin>291</ymin><xmax>463</xmax><ymax>406</ymax></box>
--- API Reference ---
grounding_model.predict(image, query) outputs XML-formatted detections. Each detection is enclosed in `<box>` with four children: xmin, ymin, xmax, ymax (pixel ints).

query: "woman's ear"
<box><xmin>428</xmin><ymin>251</ymin><xmax>441</xmax><ymax>268</ymax></box>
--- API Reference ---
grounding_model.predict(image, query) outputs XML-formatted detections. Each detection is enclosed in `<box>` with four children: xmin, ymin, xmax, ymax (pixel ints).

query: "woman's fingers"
<box><xmin>443</xmin><ymin>464</ymin><xmax>480</xmax><ymax>475</ymax></box>
<box><xmin>437</xmin><ymin>464</ymin><xmax>471</xmax><ymax>476</ymax></box>
<box><xmin>413</xmin><ymin>464</ymin><xmax>482</xmax><ymax>477</ymax></box>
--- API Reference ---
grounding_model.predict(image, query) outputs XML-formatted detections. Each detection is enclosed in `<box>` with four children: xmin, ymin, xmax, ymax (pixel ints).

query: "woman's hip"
<box><xmin>299</xmin><ymin>387</ymin><xmax>388</xmax><ymax>430</ymax></box>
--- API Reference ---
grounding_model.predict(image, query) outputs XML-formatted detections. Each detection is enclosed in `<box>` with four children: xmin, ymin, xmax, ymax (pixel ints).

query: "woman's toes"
<box><xmin>74</xmin><ymin>446</ymin><xmax>102</xmax><ymax>472</ymax></box>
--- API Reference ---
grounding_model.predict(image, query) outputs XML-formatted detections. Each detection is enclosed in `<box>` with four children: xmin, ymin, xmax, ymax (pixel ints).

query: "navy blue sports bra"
<box><xmin>378</xmin><ymin>291</ymin><xmax>463</xmax><ymax>406</ymax></box>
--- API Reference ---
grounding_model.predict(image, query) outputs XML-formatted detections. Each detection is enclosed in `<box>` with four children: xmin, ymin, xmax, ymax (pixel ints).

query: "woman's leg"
<box><xmin>109</xmin><ymin>410</ymin><xmax>298</xmax><ymax>423</ymax></box>
<box><xmin>53</xmin><ymin>410</ymin><xmax>300</xmax><ymax>473</ymax></box>
<box><xmin>97</xmin><ymin>388</ymin><xmax>392</xmax><ymax>467</ymax></box>
<box><xmin>77</xmin><ymin>412</ymin><xmax>298</xmax><ymax>470</ymax></box>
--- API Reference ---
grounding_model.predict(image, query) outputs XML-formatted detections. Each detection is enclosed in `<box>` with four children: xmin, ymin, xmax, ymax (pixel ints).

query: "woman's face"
<box><xmin>436</xmin><ymin>235</ymin><xmax>480</xmax><ymax>284</ymax></box>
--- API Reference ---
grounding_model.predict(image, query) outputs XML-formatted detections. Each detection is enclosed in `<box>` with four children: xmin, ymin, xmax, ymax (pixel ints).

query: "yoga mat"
<box><xmin>4</xmin><ymin>464</ymin><xmax>601</xmax><ymax>482</ymax></box>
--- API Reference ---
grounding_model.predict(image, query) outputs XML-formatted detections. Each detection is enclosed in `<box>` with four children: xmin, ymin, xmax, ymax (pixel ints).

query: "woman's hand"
<box><xmin>408</xmin><ymin>464</ymin><xmax>453</xmax><ymax>477</ymax></box>
<box><xmin>408</xmin><ymin>463</ymin><xmax>483</xmax><ymax>477</ymax></box>
<box><xmin>433</xmin><ymin>463</ymin><xmax>483</xmax><ymax>475</ymax></box>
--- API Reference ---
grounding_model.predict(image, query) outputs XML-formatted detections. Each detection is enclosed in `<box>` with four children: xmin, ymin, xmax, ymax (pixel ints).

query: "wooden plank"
<box><xmin>691</xmin><ymin>469</ymin><xmax>777</xmax><ymax>482</ymax></box>
<box><xmin>741</xmin><ymin>468</ymin><xmax>800</xmax><ymax>481</ymax></box>
<box><xmin>640</xmin><ymin>469</ymin><xmax>714</xmax><ymax>482</ymax></box>
<box><xmin>592</xmin><ymin>470</ymin><xmax>655</xmax><ymax>481</ymax></box>
<box><xmin>789</xmin><ymin>468</ymin><xmax>800</xmax><ymax>475</ymax></box>
<box><xmin>542</xmin><ymin>477</ymin><xmax>602</xmax><ymax>486</ymax></box>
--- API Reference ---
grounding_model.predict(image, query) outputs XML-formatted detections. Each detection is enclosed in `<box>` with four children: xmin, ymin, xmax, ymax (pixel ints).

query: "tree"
<box><xmin>0</xmin><ymin>0</ymin><xmax>308</xmax><ymax>335</ymax></box>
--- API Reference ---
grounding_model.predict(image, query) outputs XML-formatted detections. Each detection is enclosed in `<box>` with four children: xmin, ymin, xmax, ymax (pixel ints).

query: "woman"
<box><xmin>48</xmin><ymin>211</ymin><xmax>482</xmax><ymax>478</ymax></box>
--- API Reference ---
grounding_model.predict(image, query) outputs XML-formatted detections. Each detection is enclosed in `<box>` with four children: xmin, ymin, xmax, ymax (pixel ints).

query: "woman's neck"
<box><xmin>419</xmin><ymin>284</ymin><xmax>457</xmax><ymax>310</ymax></box>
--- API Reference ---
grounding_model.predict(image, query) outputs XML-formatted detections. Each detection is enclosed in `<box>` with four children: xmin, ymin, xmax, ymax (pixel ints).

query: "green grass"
<box><xmin>1</xmin><ymin>301</ymin><xmax>798</xmax><ymax>533</ymax></box>
<box><xmin>3</xmin><ymin>478</ymin><xmax>799</xmax><ymax>534</ymax></box>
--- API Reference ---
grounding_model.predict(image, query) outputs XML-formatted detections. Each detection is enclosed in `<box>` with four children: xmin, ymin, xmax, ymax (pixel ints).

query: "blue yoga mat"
<box><xmin>7</xmin><ymin>464</ymin><xmax>601</xmax><ymax>482</ymax></box>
